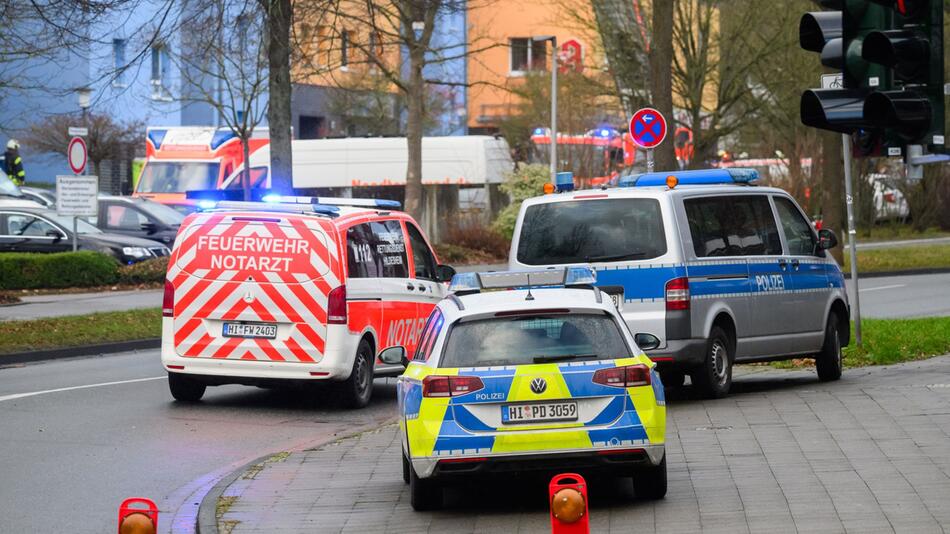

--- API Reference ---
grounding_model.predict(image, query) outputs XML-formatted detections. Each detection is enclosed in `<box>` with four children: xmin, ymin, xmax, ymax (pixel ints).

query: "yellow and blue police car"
<box><xmin>378</xmin><ymin>267</ymin><xmax>667</xmax><ymax>510</ymax></box>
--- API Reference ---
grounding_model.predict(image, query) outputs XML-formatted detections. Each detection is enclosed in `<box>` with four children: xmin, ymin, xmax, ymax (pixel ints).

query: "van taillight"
<box><xmin>327</xmin><ymin>285</ymin><xmax>347</xmax><ymax>324</ymax></box>
<box><xmin>592</xmin><ymin>364</ymin><xmax>651</xmax><ymax>387</ymax></box>
<box><xmin>162</xmin><ymin>280</ymin><xmax>175</xmax><ymax>317</ymax></box>
<box><xmin>665</xmin><ymin>277</ymin><xmax>690</xmax><ymax>311</ymax></box>
<box><xmin>422</xmin><ymin>375</ymin><xmax>485</xmax><ymax>397</ymax></box>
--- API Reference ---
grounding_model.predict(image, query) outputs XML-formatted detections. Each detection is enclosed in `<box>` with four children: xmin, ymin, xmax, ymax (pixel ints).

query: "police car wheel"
<box><xmin>816</xmin><ymin>314</ymin><xmax>843</xmax><ymax>382</ymax></box>
<box><xmin>633</xmin><ymin>454</ymin><xmax>667</xmax><ymax>500</ymax></box>
<box><xmin>402</xmin><ymin>452</ymin><xmax>410</xmax><ymax>485</ymax></box>
<box><xmin>659</xmin><ymin>370</ymin><xmax>686</xmax><ymax>388</ymax></box>
<box><xmin>168</xmin><ymin>372</ymin><xmax>206</xmax><ymax>402</ymax></box>
<box><xmin>691</xmin><ymin>326</ymin><xmax>733</xmax><ymax>399</ymax></box>
<box><xmin>337</xmin><ymin>339</ymin><xmax>374</xmax><ymax>409</ymax></box>
<box><xmin>409</xmin><ymin>464</ymin><xmax>442</xmax><ymax>510</ymax></box>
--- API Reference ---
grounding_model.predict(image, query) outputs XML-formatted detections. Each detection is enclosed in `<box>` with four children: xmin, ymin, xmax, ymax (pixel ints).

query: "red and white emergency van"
<box><xmin>160</xmin><ymin>196</ymin><xmax>455</xmax><ymax>408</ymax></box>
<box><xmin>135</xmin><ymin>127</ymin><xmax>269</xmax><ymax>212</ymax></box>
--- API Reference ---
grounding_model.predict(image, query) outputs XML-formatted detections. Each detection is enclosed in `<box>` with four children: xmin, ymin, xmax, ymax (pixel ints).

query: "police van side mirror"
<box><xmin>817</xmin><ymin>229</ymin><xmax>838</xmax><ymax>250</ymax></box>
<box><xmin>635</xmin><ymin>333</ymin><xmax>661</xmax><ymax>351</ymax></box>
<box><xmin>379</xmin><ymin>346</ymin><xmax>409</xmax><ymax>367</ymax></box>
<box><xmin>436</xmin><ymin>264</ymin><xmax>457</xmax><ymax>283</ymax></box>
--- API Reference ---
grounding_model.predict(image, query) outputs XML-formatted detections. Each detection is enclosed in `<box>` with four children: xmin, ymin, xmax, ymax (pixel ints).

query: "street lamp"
<box><xmin>533</xmin><ymin>35</ymin><xmax>557</xmax><ymax>184</ymax></box>
<box><xmin>77</xmin><ymin>87</ymin><xmax>92</xmax><ymax>121</ymax></box>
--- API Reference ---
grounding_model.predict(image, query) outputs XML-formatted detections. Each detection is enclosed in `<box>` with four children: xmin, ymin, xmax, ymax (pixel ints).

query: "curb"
<box><xmin>0</xmin><ymin>338</ymin><xmax>161</xmax><ymax>366</ymax></box>
<box><xmin>196</xmin><ymin>417</ymin><xmax>397</xmax><ymax>534</ymax></box>
<box><xmin>844</xmin><ymin>267</ymin><xmax>950</xmax><ymax>279</ymax></box>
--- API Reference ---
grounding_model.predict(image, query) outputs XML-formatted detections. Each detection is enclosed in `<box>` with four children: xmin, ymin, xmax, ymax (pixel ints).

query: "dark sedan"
<box><xmin>88</xmin><ymin>195</ymin><xmax>185</xmax><ymax>246</ymax></box>
<box><xmin>0</xmin><ymin>207</ymin><xmax>170</xmax><ymax>264</ymax></box>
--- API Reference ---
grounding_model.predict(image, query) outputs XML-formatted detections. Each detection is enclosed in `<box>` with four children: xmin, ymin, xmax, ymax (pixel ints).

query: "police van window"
<box><xmin>346</xmin><ymin>221</ymin><xmax>408</xmax><ymax>278</ymax></box>
<box><xmin>440</xmin><ymin>313</ymin><xmax>631</xmax><ymax>368</ymax></box>
<box><xmin>774</xmin><ymin>196</ymin><xmax>818</xmax><ymax>256</ymax></box>
<box><xmin>413</xmin><ymin>309</ymin><xmax>444</xmax><ymax>362</ymax></box>
<box><xmin>406</xmin><ymin>223</ymin><xmax>436</xmax><ymax>280</ymax></box>
<box><xmin>684</xmin><ymin>195</ymin><xmax>782</xmax><ymax>257</ymax></box>
<box><xmin>517</xmin><ymin>199</ymin><xmax>666</xmax><ymax>265</ymax></box>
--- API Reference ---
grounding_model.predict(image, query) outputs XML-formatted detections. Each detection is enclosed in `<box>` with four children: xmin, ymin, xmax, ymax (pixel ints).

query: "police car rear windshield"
<box><xmin>440</xmin><ymin>312</ymin><xmax>631</xmax><ymax>368</ymax></box>
<box><xmin>517</xmin><ymin>198</ymin><xmax>666</xmax><ymax>265</ymax></box>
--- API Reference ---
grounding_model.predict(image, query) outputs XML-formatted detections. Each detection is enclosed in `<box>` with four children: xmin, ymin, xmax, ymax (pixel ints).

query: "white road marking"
<box><xmin>0</xmin><ymin>376</ymin><xmax>166</xmax><ymax>403</ymax></box>
<box><xmin>859</xmin><ymin>284</ymin><xmax>906</xmax><ymax>293</ymax></box>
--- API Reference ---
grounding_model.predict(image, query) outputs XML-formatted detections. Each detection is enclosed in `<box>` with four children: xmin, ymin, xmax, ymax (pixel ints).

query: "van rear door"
<box><xmin>167</xmin><ymin>212</ymin><xmax>339</xmax><ymax>362</ymax></box>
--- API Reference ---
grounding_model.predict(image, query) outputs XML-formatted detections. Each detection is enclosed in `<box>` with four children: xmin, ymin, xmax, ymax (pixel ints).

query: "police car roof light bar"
<box><xmin>448</xmin><ymin>267</ymin><xmax>597</xmax><ymax>295</ymax></box>
<box><xmin>618</xmin><ymin>168</ymin><xmax>759</xmax><ymax>187</ymax></box>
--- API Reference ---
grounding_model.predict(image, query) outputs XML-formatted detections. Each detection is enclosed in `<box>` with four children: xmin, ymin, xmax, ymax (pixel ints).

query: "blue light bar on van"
<box><xmin>555</xmin><ymin>172</ymin><xmax>575</xmax><ymax>193</ymax></box>
<box><xmin>618</xmin><ymin>168</ymin><xmax>759</xmax><ymax>187</ymax></box>
<box><xmin>449</xmin><ymin>267</ymin><xmax>597</xmax><ymax>294</ymax></box>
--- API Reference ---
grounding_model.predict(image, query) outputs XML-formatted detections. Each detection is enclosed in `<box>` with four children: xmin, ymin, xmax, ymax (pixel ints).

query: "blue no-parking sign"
<box><xmin>629</xmin><ymin>108</ymin><xmax>668</xmax><ymax>149</ymax></box>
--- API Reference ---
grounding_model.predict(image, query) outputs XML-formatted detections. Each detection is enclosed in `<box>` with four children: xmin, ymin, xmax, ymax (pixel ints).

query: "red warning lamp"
<box><xmin>549</xmin><ymin>473</ymin><xmax>590</xmax><ymax>533</ymax></box>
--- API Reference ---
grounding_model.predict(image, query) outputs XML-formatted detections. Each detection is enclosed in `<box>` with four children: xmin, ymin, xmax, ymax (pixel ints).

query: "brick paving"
<box><xmin>216</xmin><ymin>357</ymin><xmax>950</xmax><ymax>533</ymax></box>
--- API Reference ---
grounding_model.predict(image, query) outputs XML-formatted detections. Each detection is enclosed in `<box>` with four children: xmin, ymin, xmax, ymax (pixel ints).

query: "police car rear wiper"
<box><xmin>585</xmin><ymin>252</ymin><xmax>647</xmax><ymax>262</ymax></box>
<box><xmin>532</xmin><ymin>353</ymin><xmax>597</xmax><ymax>363</ymax></box>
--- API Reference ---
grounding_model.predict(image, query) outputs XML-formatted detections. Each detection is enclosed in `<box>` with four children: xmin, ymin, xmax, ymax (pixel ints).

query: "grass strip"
<box><xmin>0</xmin><ymin>308</ymin><xmax>161</xmax><ymax>355</ymax></box>
<box><xmin>844</xmin><ymin>244</ymin><xmax>950</xmax><ymax>274</ymax></box>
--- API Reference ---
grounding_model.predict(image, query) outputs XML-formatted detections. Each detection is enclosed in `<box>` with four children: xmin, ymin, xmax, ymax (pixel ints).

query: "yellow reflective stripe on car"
<box><xmin>404</xmin><ymin>364</ymin><xmax>456</xmax><ymax>458</ymax></box>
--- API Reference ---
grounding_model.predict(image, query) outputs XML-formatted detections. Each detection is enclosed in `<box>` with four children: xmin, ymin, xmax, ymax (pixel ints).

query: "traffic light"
<box><xmin>799</xmin><ymin>0</ymin><xmax>944</xmax><ymax>156</ymax></box>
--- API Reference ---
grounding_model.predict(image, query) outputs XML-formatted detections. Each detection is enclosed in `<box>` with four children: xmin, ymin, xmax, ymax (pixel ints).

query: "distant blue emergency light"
<box><xmin>618</xmin><ymin>168</ymin><xmax>759</xmax><ymax>187</ymax></box>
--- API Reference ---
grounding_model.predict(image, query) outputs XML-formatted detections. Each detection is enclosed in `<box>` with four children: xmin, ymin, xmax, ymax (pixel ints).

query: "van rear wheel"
<box><xmin>168</xmin><ymin>372</ymin><xmax>206</xmax><ymax>402</ymax></box>
<box><xmin>691</xmin><ymin>326</ymin><xmax>733</xmax><ymax>399</ymax></box>
<box><xmin>337</xmin><ymin>339</ymin><xmax>374</xmax><ymax>409</ymax></box>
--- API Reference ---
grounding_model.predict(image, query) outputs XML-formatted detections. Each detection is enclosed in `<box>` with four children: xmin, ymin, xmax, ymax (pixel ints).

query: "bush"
<box><xmin>118</xmin><ymin>256</ymin><xmax>170</xmax><ymax>285</ymax></box>
<box><xmin>0</xmin><ymin>251</ymin><xmax>119</xmax><ymax>290</ymax></box>
<box><xmin>492</xmin><ymin>164</ymin><xmax>550</xmax><ymax>240</ymax></box>
<box><xmin>444</xmin><ymin>216</ymin><xmax>510</xmax><ymax>260</ymax></box>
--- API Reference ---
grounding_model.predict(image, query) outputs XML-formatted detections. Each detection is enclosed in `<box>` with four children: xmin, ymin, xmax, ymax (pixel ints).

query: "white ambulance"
<box><xmin>161</xmin><ymin>196</ymin><xmax>455</xmax><ymax>408</ymax></box>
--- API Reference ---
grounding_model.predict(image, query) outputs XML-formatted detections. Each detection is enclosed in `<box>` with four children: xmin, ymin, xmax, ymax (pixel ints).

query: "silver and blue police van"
<box><xmin>509</xmin><ymin>169</ymin><xmax>849</xmax><ymax>398</ymax></box>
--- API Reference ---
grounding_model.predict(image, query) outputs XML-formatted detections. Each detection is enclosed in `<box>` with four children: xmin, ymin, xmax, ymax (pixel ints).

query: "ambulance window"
<box><xmin>406</xmin><ymin>223</ymin><xmax>437</xmax><ymax>280</ymax></box>
<box><xmin>413</xmin><ymin>309</ymin><xmax>444</xmax><ymax>362</ymax></box>
<box><xmin>774</xmin><ymin>196</ymin><xmax>818</xmax><ymax>256</ymax></box>
<box><xmin>346</xmin><ymin>221</ymin><xmax>408</xmax><ymax>278</ymax></box>
<box><xmin>684</xmin><ymin>195</ymin><xmax>781</xmax><ymax>257</ymax></box>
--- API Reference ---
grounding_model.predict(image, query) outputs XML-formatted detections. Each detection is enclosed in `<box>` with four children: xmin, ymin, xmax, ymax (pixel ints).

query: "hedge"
<box><xmin>117</xmin><ymin>256</ymin><xmax>170</xmax><ymax>285</ymax></box>
<box><xmin>0</xmin><ymin>251</ymin><xmax>119</xmax><ymax>290</ymax></box>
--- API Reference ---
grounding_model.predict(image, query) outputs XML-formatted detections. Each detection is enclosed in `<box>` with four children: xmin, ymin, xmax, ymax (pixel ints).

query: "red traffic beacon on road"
<box><xmin>117</xmin><ymin>497</ymin><xmax>157</xmax><ymax>534</ymax></box>
<box><xmin>549</xmin><ymin>473</ymin><xmax>590</xmax><ymax>534</ymax></box>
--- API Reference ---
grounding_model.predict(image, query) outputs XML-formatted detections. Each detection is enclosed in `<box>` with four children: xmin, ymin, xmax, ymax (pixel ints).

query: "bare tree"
<box><xmin>649</xmin><ymin>0</ymin><xmax>675</xmax><ymax>171</ymax></box>
<box><xmin>173</xmin><ymin>0</ymin><xmax>269</xmax><ymax>201</ymax></box>
<box><xmin>260</xmin><ymin>0</ymin><xmax>295</xmax><ymax>193</ymax></box>
<box><xmin>23</xmin><ymin>112</ymin><xmax>142</xmax><ymax>178</ymax></box>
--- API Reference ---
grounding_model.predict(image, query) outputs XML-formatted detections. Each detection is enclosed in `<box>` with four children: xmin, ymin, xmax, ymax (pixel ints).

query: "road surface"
<box><xmin>0</xmin><ymin>350</ymin><xmax>395</xmax><ymax>533</ymax></box>
<box><xmin>847</xmin><ymin>272</ymin><xmax>950</xmax><ymax>318</ymax></box>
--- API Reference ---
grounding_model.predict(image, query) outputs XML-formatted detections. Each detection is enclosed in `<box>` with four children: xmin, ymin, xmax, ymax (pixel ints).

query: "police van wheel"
<box><xmin>691</xmin><ymin>326</ymin><xmax>733</xmax><ymax>399</ymax></box>
<box><xmin>659</xmin><ymin>370</ymin><xmax>685</xmax><ymax>388</ymax></box>
<box><xmin>168</xmin><ymin>372</ymin><xmax>206</xmax><ymax>402</ymax></box>
<box><xmin>402</xmin><ymin>452</ymin><xmax>411</xmax><ymax>485</ymax></box>
<box><xmin>337</xmin><ymin>339</ymin><xmax>374</xmax><ymax>409</ymax></box>
<box><xmin>409</xmin><ymin>465</ymin><xmax>442</xmax><ymax>510</ymax></box>
<box><xmin>633</xmin><ymin>455</ymin><xmax>667</xmax><ymax>500</ymax></box>
<box><xmin>816</xmin><ymin>313</ymin><xmax>843</xmax><ymax>382</ymax></box>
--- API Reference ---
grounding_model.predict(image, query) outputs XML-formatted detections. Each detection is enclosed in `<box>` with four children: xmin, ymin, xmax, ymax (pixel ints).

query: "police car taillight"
<box><xmin>327</xmin><ymin>285</ymin><xmax>347</xmax><ymax>324</ymax></box>
<box><xmin>162</xmin><ymin>280</ymin><xmax>175</xmax><ymax>317</ymax></box>
<box><xmin>422</xmin><ymin>375</ymin><xmax>485</xmax><ymax>397</ymax></box>
<box><xmin>665</xmin><ymin>277</ymin><xmax>690</xmax><ymax>311</ymax></box>
<box><xmin>592</xmin><ymin>364</ymin><xmax>651</xmax><ymax>387</ymax></box>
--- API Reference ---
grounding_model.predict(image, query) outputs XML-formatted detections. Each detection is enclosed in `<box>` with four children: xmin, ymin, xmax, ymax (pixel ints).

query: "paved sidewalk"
<box><xmin>214</xmin><ymin>357</ymin><xmax>950</xmax><ymax>533</ymax></box>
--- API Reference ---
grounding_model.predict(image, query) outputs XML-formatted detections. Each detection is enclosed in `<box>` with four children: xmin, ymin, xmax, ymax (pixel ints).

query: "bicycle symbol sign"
<box><xmin>629</xmin><ymin>108</ymin><xmax>668</xmax><ymax>149</ymax></box>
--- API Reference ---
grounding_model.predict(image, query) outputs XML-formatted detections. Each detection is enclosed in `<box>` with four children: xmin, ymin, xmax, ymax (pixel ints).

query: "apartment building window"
<box><xmin>112</xmin><ymin>38</ymin><xmax>127</xmax><ymax>87</ymax></box>
<box><xmin>340</xmin><ymin>31</ymin><xmax>351</xmax><ymax>68</ymax></box>
<box><xmin>509</xmin><ymin>37</ymin><xmax>548</xmax><ymax>74</ymax></box>
<box><xmin>150</xmin><ymin>44</ymin><xmax>171</xmax><ymax>100</ymax></box>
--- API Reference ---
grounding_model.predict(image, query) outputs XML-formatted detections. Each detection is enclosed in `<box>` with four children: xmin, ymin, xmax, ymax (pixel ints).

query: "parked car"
<box><xmin>0</xmin><ymin>206</ymin><xmax>170</xmax><ymax>263</ymax></box>
<box><xmin>509</xmin><ymin>168</ymin><xmax>848</xmax><ymax>398</ymax></box>
<box><xmin>19</xmin><ymin>187</ymin><xmax>56</xmax><ymax>208</ymax></box>
<box><xmin>0</xmin><ymin>175</ymin><xmax>44</xmax><ymax>208</ymax></box>
<box><xmin>86</xmin><ymin>195</ymin><xmax>185</xmax><ymax>246</ymax></box>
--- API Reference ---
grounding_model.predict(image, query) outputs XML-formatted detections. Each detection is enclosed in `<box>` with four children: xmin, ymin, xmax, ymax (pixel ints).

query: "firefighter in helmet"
<box><xmin>4</xmin><ymin>139</ymin><xmax>25</xmax><ymax>186</ymax></box>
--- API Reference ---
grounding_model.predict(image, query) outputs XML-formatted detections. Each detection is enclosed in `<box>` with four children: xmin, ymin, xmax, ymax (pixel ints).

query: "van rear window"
<box><xmin>516</xmin><ymin>198</ymin><xmax>666</xmax><ymax>265</ymax></box>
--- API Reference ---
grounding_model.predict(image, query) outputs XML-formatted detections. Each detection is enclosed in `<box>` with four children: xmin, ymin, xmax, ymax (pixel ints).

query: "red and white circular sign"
<box><xmin>68</xmin><ymin>136</ymin><xmax>87</xmax><ymax>175</ymax></box>
<box><xmin>629</xmin><ymin>108</ymin><xmax>668</xmax><ymax>149</ymax></box>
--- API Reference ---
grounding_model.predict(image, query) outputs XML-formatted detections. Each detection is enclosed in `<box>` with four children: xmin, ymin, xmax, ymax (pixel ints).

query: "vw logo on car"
<box><xmin>530</xmin><ymin>377</ymin><xmax>547</xmax><ymax>394</ymax></box>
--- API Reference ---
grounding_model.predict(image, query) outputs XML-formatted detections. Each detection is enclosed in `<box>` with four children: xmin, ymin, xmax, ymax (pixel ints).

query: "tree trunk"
<box><xmin>242</xmin><ymin>134</ymin><xmax>252</xmax><ymax>201</ymax></box>
<box><xmin>265</xmin><ymin>0</ymin><xmax>293</xmax><ymax>194</ymax></box>
<box><xmin>404</xmin><ymin>45</ymin><xmax>425</xmax><ymax>221</ymax></box>
<box><xmin>820</xmin><ymin>132</ymin><xmax>844</xmax><ymax>263</ymax></box>
<box><xmin>649</xmin><ymin>0</ymin><xmax>676</xmax><ymax>172</ymax></box>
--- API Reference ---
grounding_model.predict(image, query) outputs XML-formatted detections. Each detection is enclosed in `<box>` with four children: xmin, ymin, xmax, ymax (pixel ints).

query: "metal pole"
<box><xmin>646</xmin><ymin>148</ymin><xmax>654</xmax><ymax>173</ymax></box>
<box><xmin>72</xmin><ymin>217</ymin><xmax>78</xmax><ymax>252</ymax></box>
<box><xmin>841</xmin><ymin>133</ymin><xmax>861</xmax><ymax>346</ymax></box>
<box><xmin>549</xmin><ymin>37</ymin><xmax>557</xmax><ymax>184</ymax></box>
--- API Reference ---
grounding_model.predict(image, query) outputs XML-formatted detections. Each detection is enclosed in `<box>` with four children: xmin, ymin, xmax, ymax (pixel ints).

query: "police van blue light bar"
<box><xmin>618</xmin><ymin>168</ymin><xmax>759</xmax><ymax>187</ymax></box>
<box><xmin>449</xmin><ymin>267</ymin><xmax>597</xmax><ymax>294</ymax></box>
<box><xmin>555</xmin><ymin>172</ymin><xmax>575</xmax><ymax>193</ymax></box>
